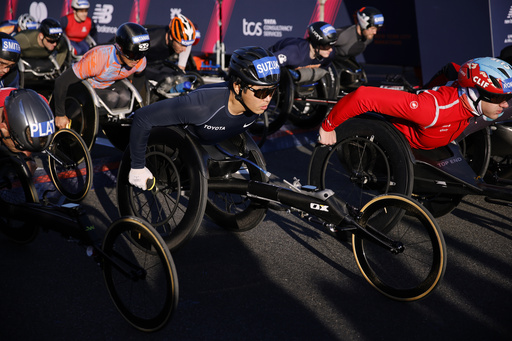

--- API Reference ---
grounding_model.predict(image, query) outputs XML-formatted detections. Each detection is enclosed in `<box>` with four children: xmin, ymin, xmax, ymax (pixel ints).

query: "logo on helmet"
<box><xmin>321</xmin><ymin>24</ymin><xmax>336</xmax><ymax>36</ymax></box>
<box><xmin>30</xmin><ymin>119</ymin><xmax>55</xmax><ymax>138</ymax></box>
<box><xmin>374</xmin><ymin>14</ymin><xmax>384</xmax><ymax>26</ymax></box>
<box><xmin>2</xmin><ymin>39</ymin><xmax>21</xmax><ymax>53</ymax></box>
<box><xmin>503</xmin><ymin>78</ymin><xmax>512</xmax><ymax>92</ymax></box>
<box><xmin>253</xmin><ymin>56</ymin><xmax>280</xmax><ymax>79</ymax></box>
<box><xmin>49</xmin><ymin>27</ymin><xmax>62</xmax><ymax>35</ymax></box>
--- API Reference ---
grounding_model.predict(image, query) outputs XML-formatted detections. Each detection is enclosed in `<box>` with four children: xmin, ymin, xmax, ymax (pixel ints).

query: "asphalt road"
<box><xmin>1</xmin><ymin>136</ymin><xmax>511</xmax><ymax>341</ymax></box>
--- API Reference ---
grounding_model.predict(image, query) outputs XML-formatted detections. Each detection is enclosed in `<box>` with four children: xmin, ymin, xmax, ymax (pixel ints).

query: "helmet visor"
<box><xmin>479</xmin><ymin>91</ymin><xmax>512</xmax><ymax>104</ymax></box>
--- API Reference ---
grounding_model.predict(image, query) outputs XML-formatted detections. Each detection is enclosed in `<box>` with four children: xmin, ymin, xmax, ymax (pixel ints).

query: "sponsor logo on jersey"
<box><xmin>204</xmin><ymin>125</ymin><xmax>226</xmax><ymax>130</ymax></box>
<box><xmin>409</xmin><ymin>101</ymin><xmax>419</xmax><ymax>109</ymax></box>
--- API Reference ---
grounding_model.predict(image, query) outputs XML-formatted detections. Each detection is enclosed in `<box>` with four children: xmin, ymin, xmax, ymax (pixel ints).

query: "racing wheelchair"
<box><xmin>50</xmin><ymin>77</ymin><xmax>150</xmax><ymax>151</ymax></box>
<box><xmin>17</xmin><ymin>37</ymin><xmax>72</xmax><ymax>91</ymax></box>
<box><xmin>0</xmin><ymin>128</ymin><xmax>178</xmax><ymax>332</ymax></box>
<box><xmin>116</xmin><ymin>126</ymin><xmax>447</xmax><ymax>302</ymax></box>
<box><xmin>307</xmin><ymin>113</ymin><xmax>512</xmax><ymax>218</ymax></box>
<box><xmin>249</xmin><ymin>65</ymin><xmax>338</xmax><ymax>138</ymax></box>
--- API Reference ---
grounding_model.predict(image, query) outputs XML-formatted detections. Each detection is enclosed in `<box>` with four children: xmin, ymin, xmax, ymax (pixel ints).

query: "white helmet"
<box><xmin>71</xmin><ymin>0</ymin><xmax>90</xmax><ymax>10</ymax></box>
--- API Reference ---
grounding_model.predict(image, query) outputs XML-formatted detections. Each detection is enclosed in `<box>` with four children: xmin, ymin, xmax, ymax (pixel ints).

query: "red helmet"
<box><xmin>458</xmin><ymin>57</ymin><xmax>512</xmax><ymax>103</ymax></box>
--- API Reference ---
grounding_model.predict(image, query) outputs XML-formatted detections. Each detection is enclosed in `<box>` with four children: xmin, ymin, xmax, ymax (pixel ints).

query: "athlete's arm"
<box><xmin>323</xmin><ymin>86</ymin><xmax>435</xmax><ymax>131</ymax></box>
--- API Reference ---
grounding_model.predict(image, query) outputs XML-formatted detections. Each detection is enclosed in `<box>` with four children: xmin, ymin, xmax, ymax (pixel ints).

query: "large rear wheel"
<box><xmin>353</xmin><ymin>194</ymin><xmax>446</xmax><ymax>301</ymax></box>
<box><xmin>102</xmin><ymin>216</ymin><xmax>178</xmax><ymax>332</ymax></box>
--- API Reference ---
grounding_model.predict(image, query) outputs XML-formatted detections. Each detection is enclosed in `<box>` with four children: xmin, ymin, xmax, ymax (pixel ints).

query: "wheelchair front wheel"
<box><xmin>352</xmin><ymin>194</ymin><xmax>447</xmax><ymax>301</ymax></box>
<box><xmin>117</xmin><ymin>143</ymin><xmax>208</xmax><ymax>251</ymax></box>
<box><xmin>102</xmin><ymin>216</ymin><xmax>178</xmax><ymax>332</ymax></box>
<box><xmin>47</xmin><ymin>129</ymin><xmax>93</xmax><ymax>202</ymax></box>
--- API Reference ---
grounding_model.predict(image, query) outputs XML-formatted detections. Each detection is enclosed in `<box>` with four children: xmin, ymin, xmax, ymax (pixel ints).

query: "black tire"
<box><xmin>49</xmin><ymin>82</ymin><xmax>99</xmax><ymax>151</ymax></box>
<box><xmin>102</xmin><ymin>216</ymin><xmax>178</xmax><ymax>332</ymax></box>
<box><xmin>0</xmin><ymin>156</ymin><xmax>39</xmax><ymax>243</ymax></box>
<box><xmin>117</xmin><ymin>128</ymin><xmax>208</xmax><ymax>251</ymax></box>
<box><xmin>47</xmin><ymin>129</ymin><xmax>92</xmax><ymax>202</ymax></box>
<box><xmin>308</xmin><ymin>116</ymin><xmax>414</xmax><ymax>226</ymax></box>
<box><xmin>352</xmin><ymin>194</ymin><xmax>447</xmax><ymax>301</ymax></box>
<box><xmin>249</xmin><ymin>68</ymin><xmax>293</xmax><ymax>136</ymax></box>
<box><xmin>205</xmin><ymin>135</ymin><xmax>268</xmax><ymax>231</ymax></box>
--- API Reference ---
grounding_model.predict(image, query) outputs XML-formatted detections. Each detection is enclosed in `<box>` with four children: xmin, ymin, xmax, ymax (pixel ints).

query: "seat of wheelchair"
<box><xmin>412</xmin><ymin>143</ymin><xmax>483</xmax><ymax>192</ymax></box>
<box><xmin>21</xmin><ymin>58</ymin><xmax>59</xmax><ymax>73</ymax></box>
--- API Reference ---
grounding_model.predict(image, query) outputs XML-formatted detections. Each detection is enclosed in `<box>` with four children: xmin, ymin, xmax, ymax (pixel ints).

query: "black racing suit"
<box><xmin>130</xmin><ymin>82</ymin><xmax>258</xmax><ymax>169</ymax></box>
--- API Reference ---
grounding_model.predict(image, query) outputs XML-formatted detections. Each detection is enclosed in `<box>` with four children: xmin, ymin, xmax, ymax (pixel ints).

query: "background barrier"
<box><xmin>2</xmin><ymin>0</ymin><xmax>511</xmax><ymax>83</ymax></box>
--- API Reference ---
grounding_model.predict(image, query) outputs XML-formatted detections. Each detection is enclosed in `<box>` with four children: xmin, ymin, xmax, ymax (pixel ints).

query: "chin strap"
<box><xmin>234</xmin><ymin>86</ymin><xmax>253</xmax><ymax>114</ymax></box>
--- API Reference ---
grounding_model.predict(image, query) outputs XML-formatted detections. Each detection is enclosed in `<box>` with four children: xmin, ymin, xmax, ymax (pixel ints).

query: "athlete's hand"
<box><xmin>55</xmin><ymin>115</ymin><xmax>70</xmax><ymax>130</ymax></box>
<box><xmin>129</xmin><ymin>167</ymin><xmax>154</xmax><ymax>190</ymax></box>
<box><xmin>318</xmin><ymin>127</ymin><xmax>337</xmax><ymax>145</ymax></box>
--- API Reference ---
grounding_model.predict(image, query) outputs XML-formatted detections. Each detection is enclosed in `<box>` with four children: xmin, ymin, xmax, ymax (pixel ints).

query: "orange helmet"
<box><xmin>169</xmin><ymin>14</ymin><xmax>196</xmax><ymax>47</ymax></box>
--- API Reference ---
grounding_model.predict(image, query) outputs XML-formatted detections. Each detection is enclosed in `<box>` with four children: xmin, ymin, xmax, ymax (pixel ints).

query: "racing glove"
<box><xmin>129</xmin><ymin>167</ymin><xmax>154</xmax><ymax>190</ymax></box>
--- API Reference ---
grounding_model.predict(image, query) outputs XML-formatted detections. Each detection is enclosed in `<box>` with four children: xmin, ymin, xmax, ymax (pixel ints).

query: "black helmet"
<box><xmin>229</xmin><ymin>46</ymin><xmax>280</xmax><ymax>86</ymax></box>
<box><xmin>39</xmin><ymin>18</ymin><xmax>63</xmax><ymax>40</ymax></box>
<box><xmin>115</xmin><ymin>22</ymin><xmax>150</xmax><ymax>61</ymax></box>
<box><xmin>307</xmin><ymin>21</ymin><xmax>337</xmax><ymax>48</ymax></box>
<box><xmin>357</xmin><ymin>7</ymin><xmax>384</xmax><ymax>30</ymax></box>
<box><xmin>0</xmin><ymin>32</ymin><xmax>21</xmax><ymax>63</ymax></box>
<box><xmin>4</xmin><ymin>89</ymin><xmax>55</xmax><ymax>152</ymax></box>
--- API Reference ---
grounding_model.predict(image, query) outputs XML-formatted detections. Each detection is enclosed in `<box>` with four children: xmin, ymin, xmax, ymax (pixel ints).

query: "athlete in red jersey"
<box><xmin>319</xmin><ymin>57</ymin><xmax>512</xmax><ymax>150</ymax></box>
<box><xmin>53</xmin><ymin>23</ymin><xmax>149</xmax><ymax>129</ymax></box>
<box><xmin>60</xmin><ymin>0</ymin><xmax>97</xmax><ymax>56</ymax></box>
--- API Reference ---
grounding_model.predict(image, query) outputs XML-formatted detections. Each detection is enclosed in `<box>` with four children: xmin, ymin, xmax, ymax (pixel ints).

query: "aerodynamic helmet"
<box><xmin>307</xmin><ymin>21</ymin><xmax>337</xmax><ymax>48</ymax></box>
<box><xmin>4</xmin><ymin>89</ymin><xmax>55</xmax><ymax>152</ymax></box>
<box><xmin>17</xmin><ymin>13</ymin><xmax>38</xmax><ymax>31</ymax></box>
<box><xmin>39</xmin><ymin>18</ymin><xmax>63</xmax><ymax>40</ymax></box>
<box><xmin>357</xmin><ymin>7</ymin><xmax>384</xmax><ymax>30</ymax></box>
<box><xmin>229</xmin><ymin>46</ymin><xmax>280</xmax><ymax>86</ymax></box>
<box><xmin>71</xmin><ymin>0</ymin><xmax>90</xmax><ymax>10</ymax></box>
<box><xmin>115</xmin><ymin>22</ymin><xmax>150</xmax><ymax>61</ymax></box>
<box><xmin>0</xmin><ymin>32</ymin><xmax>21</xmax><ymax>63</ymax></box>
<box><xmin>169</xmin><ymin>14</ymin><xmax>196</xmax><ymax>47</ymax></box>
<box><xmin>458</xmin><ymin>57</ymin><xmax>512</xmax><ymax>103</ymax></box>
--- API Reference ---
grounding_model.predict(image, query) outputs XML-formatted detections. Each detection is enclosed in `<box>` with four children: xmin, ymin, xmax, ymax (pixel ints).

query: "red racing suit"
<box><xmin>61</xmin><ymin>13</ymin><xmax>93</xmax><ymax>42</ymax></box>
<box><xmin>322</xmin><ymin>85</ymin><xmax>475</xmax><ymax>150</ymax></box>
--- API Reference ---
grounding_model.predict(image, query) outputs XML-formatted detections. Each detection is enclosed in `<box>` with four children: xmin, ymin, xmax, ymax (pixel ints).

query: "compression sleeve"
<box><xmin>178</xmin><ymin>46</ymin><xmax>192</xmax><ymax>68</ymax></box>
<box><xmin>53</xmin><ymin>68</ymin><xmax>82</xmax><ymax>117</ymax></box>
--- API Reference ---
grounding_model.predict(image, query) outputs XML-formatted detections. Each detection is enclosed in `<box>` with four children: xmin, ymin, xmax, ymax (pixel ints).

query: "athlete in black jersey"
<box><xmin>128</xmin><ymin>46</ymin><xmax>281</xmax><ymax>190</ymax></box>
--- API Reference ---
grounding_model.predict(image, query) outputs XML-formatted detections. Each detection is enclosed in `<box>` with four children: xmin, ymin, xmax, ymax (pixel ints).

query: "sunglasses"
<box><xmin>317</xmin><ymin>44</ymin><xmax>333</xmax><ymax>51</ymax></box>
<box><xmin>120</xmin><ymin>51</ymin><xmax>141</xmax><ymax>62</ymax></box>
<box><xmin>480</xmin><ymin>93</ymin><xmax>512</xmax><ymax>104</ymax></box>
<box><xmin>44</xmin><ymin>37</ymin><xmax>60</xmax><ymax>44</ymax></box>
<box><xmin>246</xmin><ymin>86</ymin><xmax>277</xmax><ymax>99</ymax></box>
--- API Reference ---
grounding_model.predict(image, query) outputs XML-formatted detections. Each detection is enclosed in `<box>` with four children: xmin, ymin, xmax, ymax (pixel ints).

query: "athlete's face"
<box><xmin>481</xmin><ymin>98</ymin><xmax>510</xmax><ymax>120</ymax></box>
<box><xmin>39</xmin><ymin>33</ymin><xmax>59</xmax><ymax>51</ymax></box>
<box><xmin>73</xmin><ymin>9</ymin><xmax>89</xmax><ymax>23</ymax></box>
<box><xmin>119</xmin><ymin>53</ymin><xmax>140</xmax><ymax>68</ymax></box>
<box><xmin>170</xmin><ymin>39</ymin><xmax>187</xmax><ymax>54</ymax></box>
<box><xmin>0</xmin><ymin>57</ymin><xmax>16</xmax><ymax>78</ymax></box>
<box><xmin>362</xmin><ymin>26</ymin><xmax>378</xmax><ymax>40</ymax></box>
<box><xmin>241</xmin><ymin>85</ymin><xmax>276</xmax><ymax>115</ymax></box>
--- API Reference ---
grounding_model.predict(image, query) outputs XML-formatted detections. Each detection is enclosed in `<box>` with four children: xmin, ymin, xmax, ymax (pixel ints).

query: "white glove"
<box><xmin>129</xmin><ymin>167</ymin><xmax>154</xmax><ymax>190</ymax></box>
